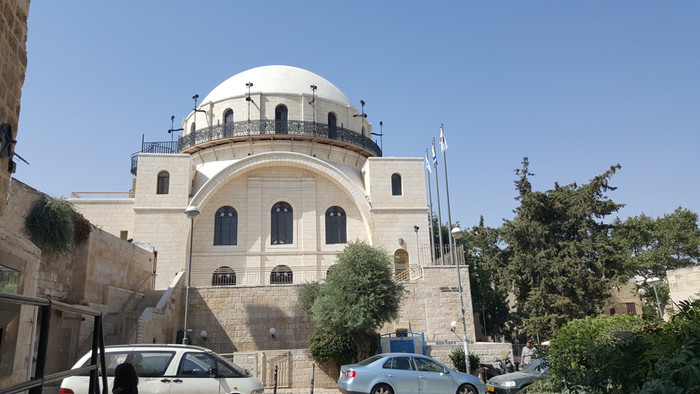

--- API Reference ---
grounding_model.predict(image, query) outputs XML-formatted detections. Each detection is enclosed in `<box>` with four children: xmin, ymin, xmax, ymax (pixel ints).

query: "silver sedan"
<box><xmin>338</xmin><ymin>353</ymin><xmax>486</xmax><ymax>394</ymax></box>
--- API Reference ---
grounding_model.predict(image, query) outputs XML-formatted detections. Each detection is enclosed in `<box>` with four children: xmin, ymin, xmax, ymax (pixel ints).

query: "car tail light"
<box><xmin>344</xmin><ymin>370</ymin><xmax>356</xmax><ymax>378</ymax></box>
<box><xmin>60</xmin><ymin>389</ymin><xmax>75</xmax><ymax>394</ymax></box>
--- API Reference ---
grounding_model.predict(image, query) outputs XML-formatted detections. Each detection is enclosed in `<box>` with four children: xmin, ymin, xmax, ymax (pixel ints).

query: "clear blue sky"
<box><xmin>17</xmin><ymin>1</ymin><xmax>700</xmax><ymax>229</ymax></box>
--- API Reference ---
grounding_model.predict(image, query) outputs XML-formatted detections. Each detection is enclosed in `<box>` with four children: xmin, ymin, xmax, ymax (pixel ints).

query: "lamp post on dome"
<box><xmin>450</xmin><ymin>226</ymin><xmax>471</xmax><ymax>373</ymax></box>
<box><xmin>182</xmin><ymin>205</ymin><xmax>200</xmax><ymax>344</ymax></box>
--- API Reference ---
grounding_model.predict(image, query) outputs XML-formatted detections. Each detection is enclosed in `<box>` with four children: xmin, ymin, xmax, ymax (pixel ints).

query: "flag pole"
<box><xmin>440</xmin><ymin>123</ymin><xmax>470</xmax><ymax>373</ymax></box>
<box><xmin>432</xmin><ymin>138</ymin><xmax>445</xmax><ymax>265</ymax></box>
<box><xmin>425</xmin><ymin>149</ymin><xmax>436</xmax><ymax>265</ymax></box>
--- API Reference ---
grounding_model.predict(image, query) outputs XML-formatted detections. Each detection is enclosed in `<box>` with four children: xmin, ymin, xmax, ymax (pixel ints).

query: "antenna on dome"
<box><xmin>309</xmin><ymin>84</ymin><xmax>317</xmax><ymax>124</ymax></box>
<box><xmin>167</xmin><ymin>115</ymin><xmax>184</xmax><ymax>144</ymax></box>
<box><xmin>245</xmin><ymin>82</ymin><xmax>254</xmax><ymax>123</ymax></box>
<box><xmin>192</xmin><ymin>94</ymin><xmax>206</xmax><ymax>131</ymax></box>
<box><xmin>353</xmin><ymin>99</ymin><xmax>368</xmax><ymax>134</ymax></box>
<box><xmin>372</xmin><ymin>120</ymin><xmax>384</xmax><ymax>154</ymax></box>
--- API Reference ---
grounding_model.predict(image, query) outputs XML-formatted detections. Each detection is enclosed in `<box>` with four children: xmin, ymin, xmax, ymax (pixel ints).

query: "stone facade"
<box><xmin>0</xmin><ymin>0</ymin><xmax>29</xmax><ymax>216</ymax></box>
<box><xmin>1</xmin><ymin>179</ymin><xmax>157</xmax><ymax>384</ymax></box>
<box><xmin>667</xmin><ymin>265</ymin><xmax>700</xmax><ymax>316</ymax></box>
<box><xmin>0</xmin><ymin>0</ymin><xmax>33</xmax><ymax>387</ymax></box>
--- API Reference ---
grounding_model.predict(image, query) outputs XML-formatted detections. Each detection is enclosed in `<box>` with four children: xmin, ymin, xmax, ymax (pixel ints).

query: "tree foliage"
<box><xmin>500</xmin><ymin>158</ymin><xmax>626</xmax><ymax>337</ymax></box>
<box><xmin>612</xmin><ymin>208</ymin><xmax>700</xmax><ymax>312</ymax></box>
<box><xmin>467</xmin><ymin>217</ymin><xmax>512</xmax><ymax>340</ymax></box>
<box><xmin>304</xmin><ymin>242</ymin><xmax>405</xmax><ymax>363</ymax></box>
<box><xmin>545</xmin><ymin>299</ymin><xmax>700</xmax><ymax>393</ymax></box>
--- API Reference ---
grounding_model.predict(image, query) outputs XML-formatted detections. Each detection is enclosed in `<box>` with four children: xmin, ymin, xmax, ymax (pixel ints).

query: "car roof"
<box><xmin>102</xmin><ymin>344</ymin><xmax>212</xmax><ymax>352</ymax></box>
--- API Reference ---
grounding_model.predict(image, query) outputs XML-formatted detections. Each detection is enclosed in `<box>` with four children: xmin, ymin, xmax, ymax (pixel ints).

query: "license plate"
<box><xmin>487</xmin><ymin>386</ymin><xmax>495</xmax><ymax>392</ymax></box>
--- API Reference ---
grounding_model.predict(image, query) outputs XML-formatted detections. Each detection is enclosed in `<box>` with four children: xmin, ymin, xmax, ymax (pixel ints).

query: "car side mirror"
<box><xmin>209</xmin><ymin>367</ymin><xmax>219</xmax><ymax>378</ymax></box>
<box><xmin>443</xmin><ymin>368</ymin><xmax>450</xmax><ymax>374</ymax></box>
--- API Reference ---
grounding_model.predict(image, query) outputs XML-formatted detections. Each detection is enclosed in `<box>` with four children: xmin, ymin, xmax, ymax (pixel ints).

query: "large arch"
<box><xmin>188</xmin><ymin>151</ymin><xmax>375</xmax><ymax>243</ymax></box>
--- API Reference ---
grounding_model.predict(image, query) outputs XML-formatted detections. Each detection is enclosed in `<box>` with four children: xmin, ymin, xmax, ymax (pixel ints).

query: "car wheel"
<box><xmin>371</xmin><ymin>383</ymin><xmax>394</xmax><ymax>394</ymax></box>
<box><xmin>457</xmin><ymin>384</ymin><xmax>477</xmax><ymax>394</ymax></box>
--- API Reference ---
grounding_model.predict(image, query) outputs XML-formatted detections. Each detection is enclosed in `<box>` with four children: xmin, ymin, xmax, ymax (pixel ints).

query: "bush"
<box><xmin>546</xmin><ymin>301</ymin><xmax>700</xmax><ymax>393</ymax></box>
<box><xmin>448</xmin><ymin>347</ymin><xmax>480</xmax><ymax>374</ymax></box>
<box><xmin>308</xmin><ymin>329</ymin><xmax>356</xmax><ymax>367</ymax></box>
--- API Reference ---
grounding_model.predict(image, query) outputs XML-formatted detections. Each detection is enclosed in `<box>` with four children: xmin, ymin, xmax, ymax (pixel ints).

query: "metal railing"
<box><xmin>130</xmin><ymin>121</ymin><xmax>381</xmax><ymax>175</ymax></box>
<box><xmin>0</xmin><ymin>292</ymin><xmax>107</xmax><ymax>394</ymax></box>
<box><xmin>179</xmin><ymin>120</ymin><xmax>382</xmax><ymax>156</ymax></box>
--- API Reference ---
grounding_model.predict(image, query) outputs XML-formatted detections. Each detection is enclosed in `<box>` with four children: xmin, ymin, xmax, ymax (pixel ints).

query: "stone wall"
<box><xmin>387</xmin><ymin>266</ymin><xmax>477</xmax><ymax>343</ymax></box>
<box><xmin>667</xmin><ymin>265</ymin><xmax>700</xmax><ymax>316</ymax></box>
<box><xmin>3</xmin><ymin>178</ymin><xmax>157</xmax><ymax>378</ymax></box>
<box><xmin>137</xmin><ymin>272</ymin><xmax>185</xmax><ymax>344</ymax></box>
<box><xmin>0</xmin><ymin>0</ymin><xmax>29</xmax><ymax>216</ymax></box>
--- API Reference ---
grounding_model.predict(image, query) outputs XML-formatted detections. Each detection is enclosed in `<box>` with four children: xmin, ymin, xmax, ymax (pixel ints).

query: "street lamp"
<box><xmin>646</xmin><ymin>277</ymin><xmax>663</xmax><ymax>319</ymax></box>
<box><xmin>182</xmin><ymin>205</ymin><xmax>200</xmax><ymax>344</ymax></box>
<box><xmin>450</xmin><ymin>226</ymin><xmax>470</xmax><ymax>373</ymax></box>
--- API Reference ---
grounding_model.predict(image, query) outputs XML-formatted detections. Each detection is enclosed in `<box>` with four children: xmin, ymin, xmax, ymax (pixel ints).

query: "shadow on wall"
<box><xmin>247</xmin><ymin>303</ymin><xmax>298</xmax><ymax>351</ymax></box>
<box><xmin>186</xmin><ymin>289</ymin><xmax>237</xmax><ymax>353</ymax></box>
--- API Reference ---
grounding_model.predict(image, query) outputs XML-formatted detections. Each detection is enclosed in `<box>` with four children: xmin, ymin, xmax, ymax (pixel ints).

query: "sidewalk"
<box><xmin>265</xmin><ymin>389</ymin><xmax>339</xmax><ymax>394</ymax></box>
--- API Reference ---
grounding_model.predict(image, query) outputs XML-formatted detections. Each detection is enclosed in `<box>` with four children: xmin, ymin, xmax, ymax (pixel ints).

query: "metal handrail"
<box><xmin>0</xmin><ymin>292</ymin><xmax>107</xmax><ymax>394</ymax></box>
<box><xmin>178</xmin><ymin>120</ymin><xmax>382</xmax><ymax>157</ymax></box>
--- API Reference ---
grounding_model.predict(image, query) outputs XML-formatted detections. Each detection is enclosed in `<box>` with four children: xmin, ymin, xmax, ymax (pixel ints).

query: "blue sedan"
<box><xmin>338</xmin><ymin>353</ymin><xmax>486</xmax><ymax>394</ymax></box>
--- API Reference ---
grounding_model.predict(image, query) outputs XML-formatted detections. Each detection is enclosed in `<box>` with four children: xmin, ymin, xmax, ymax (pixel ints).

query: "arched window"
<box><xmin>275</xmin><ymin>105</ymin><xmax>288</xmax><ymax>134</ymax></box>
<box><xmin>157</xmin><ymin>171</ymin><xmax>169</xmax><ymax>194</ymax></box>
<box><xmin>327</xmin><ymin>112</ymin><xmax>337</xmax><ymax>139</ymax></box>
<box><xmin>214</xmin><ymin>206</ymin><xmax>238</xmax><ymax>245</ymax></box>
<box><xmin>325</xmin><ymin>206</ymin><xmax>347</xmax><ymax>244</ymax></box>
<box><xmin>270</xmin><ymin>265</ymin><xmax>293</xmax><ymax>284</ymax></box>
<box><xmin>223</xmin><ymin>109</ymin><xmax>234</xmax><ymax>135</ymax></box>
<box><xmin>271</xmin><ymin>202</ymin><xmax>293</xmax><ymax>244</ymax></box>
<box><xmin>394</xmin><ymin>249</ymin><xmax>409</xmax><ymax>279</ymax></box>
<box><xmin>212</xmin><ymin>266</ymin><xmax>236</xmax><ymax>286</ymax></box>
<box><xmin>391</xmin><ymin>173</ymin><xmax>402</xmax><ymax>196</ymax></box>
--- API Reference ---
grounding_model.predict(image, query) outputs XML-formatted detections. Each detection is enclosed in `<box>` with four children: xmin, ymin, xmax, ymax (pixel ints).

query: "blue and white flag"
<box><xmin>431</xmin><ymin>141</ymin><xmax>437</xmax><ymax>167</ymax></box>
<box><xmin>425</xmin><ymin>151</ymin><xmax>432</xmax><ymax>173</ymax></box>
<box><xmin>440</xmin><ymin>124</ymin><xmax>448</xmax><ymax>153</ymax></box>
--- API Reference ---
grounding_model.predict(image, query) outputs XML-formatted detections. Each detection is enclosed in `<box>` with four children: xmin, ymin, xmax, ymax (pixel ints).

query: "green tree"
<box><xmin>612</xmin><ymin>208</ymin><xmax>700</xmax><ymax>312</ymax></box>
<box><xmin>467</xmin><ymin>217</ymin><xmax>512</xmax><ymax>340</ymax></box>
<box><xmin>308</xmin><ymin>242</ymin><xmax>405</xmax><ymax>362</ymax></box>
<box><xmin>500</xmin><ymin>158</ymin><xmax>626</xmax><ymax>337</ymax></box>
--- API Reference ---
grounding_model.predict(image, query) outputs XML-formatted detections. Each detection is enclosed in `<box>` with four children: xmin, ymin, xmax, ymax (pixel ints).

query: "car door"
<box><xmin>168</xmin><ymin>351</ymin><xmax>225</xmax><ymax>394</ymax></box>
<box><xmin>129</xmin><ymin>350</ymin><xmax>177</xmax><ymax>394</ymax></box>
<box><xmin>382</xmin><ymin>356</ymin><xmax>419</xmax><ymax>394</ymax></box>
<box><xmin>413</xmin><ymin>357</ymin><xmax>456</xmax><ymax>394</ymax></box>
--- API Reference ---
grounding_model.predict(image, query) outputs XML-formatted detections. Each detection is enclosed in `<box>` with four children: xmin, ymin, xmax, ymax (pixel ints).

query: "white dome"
<box><xmin>200</xmin><ymin>65</ymin><xmax>352</xmax><ymax>107</ymax></box>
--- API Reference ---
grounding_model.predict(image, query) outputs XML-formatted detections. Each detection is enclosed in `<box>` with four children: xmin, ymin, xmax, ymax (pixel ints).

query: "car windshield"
<box><xmin>521</xmin><ymin>359</ymin><xmax>549</xmax><ymax>374</ymax></box>
<box><xmin>356</xmin><ymin>355</ymin><xmax>384</xmax><ymax>366</ymax></box>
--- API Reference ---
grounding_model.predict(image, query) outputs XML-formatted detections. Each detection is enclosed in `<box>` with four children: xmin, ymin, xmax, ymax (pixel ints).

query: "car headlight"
<box><xmin>500</xmin><ymin>381</ymin><xmax>517</xmax><ymax>387</ymax></box>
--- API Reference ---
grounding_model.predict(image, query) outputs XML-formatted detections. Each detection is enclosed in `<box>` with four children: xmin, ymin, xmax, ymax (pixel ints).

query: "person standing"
<box><xmin>113</xmin><ymin>363</ymin><xmax>138</xmax><ymax>394</ymax></box>
<box><xmin>520</xmin><ymin>341</ymin><xmax>537</xmax><ymax>368</ymax></box>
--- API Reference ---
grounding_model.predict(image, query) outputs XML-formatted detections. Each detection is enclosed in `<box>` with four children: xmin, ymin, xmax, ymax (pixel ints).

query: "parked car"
<box><xmin>60</xmin><ymin>344</ymin><xmax>264</xmax><ymax>394</ymax></box>
<box><xmin>338</xmin><ymin>353</ymin><xmax>486</xmax><ymax>394</ymax></box>
<box><xmin>486</xmin><ymin>359</ymin><xmax>550</xmax><ymax>393</ymax></box>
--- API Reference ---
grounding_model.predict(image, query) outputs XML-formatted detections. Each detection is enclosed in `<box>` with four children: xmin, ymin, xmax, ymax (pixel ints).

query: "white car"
<box><xmin>60</xmin><ymin>344</ymin><xmax>264</xmax><ymax>394</ymax></box>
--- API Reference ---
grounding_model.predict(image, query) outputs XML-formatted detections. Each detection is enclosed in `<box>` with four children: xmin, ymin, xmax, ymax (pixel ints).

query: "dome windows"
<box><xmin>327</xmin><ymin>112</ymin><xmax>337</xmax><ymax>139</ymax></box>
<box><xmin>275</xmin><ymin>105</ymin><xmax>288</xmax><ymax>134</ymax></box>
<box><xmin>223</xmin><ymin>109</ymin><xmax>234</xmax><ymax>134</ymax></box>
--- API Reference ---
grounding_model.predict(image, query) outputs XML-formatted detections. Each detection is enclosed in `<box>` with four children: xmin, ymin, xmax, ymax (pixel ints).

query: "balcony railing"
<box><xmin>179</xmin><ymin>120</ymin><xmax>381</xmax><ymax>156</ymax></box>
<box><xmin>130</xmin><ymin>121</ymin><xmax>381</xmax><ymax>176</ymax></box>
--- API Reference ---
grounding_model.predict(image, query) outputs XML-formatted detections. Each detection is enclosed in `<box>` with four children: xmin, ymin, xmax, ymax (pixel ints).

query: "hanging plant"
<box><xmin>25</xmin><ymin>196</ymin><xmax>91</xmax><ymax>252</ymax></box>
